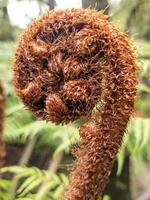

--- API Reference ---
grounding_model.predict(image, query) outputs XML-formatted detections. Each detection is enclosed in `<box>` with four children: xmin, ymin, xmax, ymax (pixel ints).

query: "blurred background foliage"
<box><xmin>0</xmin><ymin>0</ymin><xmax>150</xmax><ymax>200</ymax></box>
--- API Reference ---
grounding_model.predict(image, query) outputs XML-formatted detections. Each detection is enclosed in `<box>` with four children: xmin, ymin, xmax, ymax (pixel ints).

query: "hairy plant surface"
<box><xmin>0</xmin><ymin>81</ymin><xmax>6</xmax><ymax>168</ymax></box>
<box><xmin>14</xmin><ymin>9</ymin><xmax>139</xmax><ymax>200</ymax></box>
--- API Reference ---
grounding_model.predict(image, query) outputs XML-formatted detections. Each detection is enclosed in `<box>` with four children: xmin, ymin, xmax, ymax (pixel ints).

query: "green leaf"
<box><xmin>140</xmin><ymin>119</ymin><xmax>150</xmax><ymax>149</ymax></box>
<box><xmin>117</xmin><ymin>145</ymin><xmax>126</xmax><ymax>176</ymax></box>
<box><xmin>18</xmin><ymin>177</ymin><xmax>43</xmax><ymax>197</ymax></box>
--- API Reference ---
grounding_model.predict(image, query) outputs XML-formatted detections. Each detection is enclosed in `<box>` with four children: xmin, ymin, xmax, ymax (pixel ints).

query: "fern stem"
<box><xmin>9</xmin><ymin>135</ymin><xmax>38</xmax><ymax>194</ymax></box>
<box><xmin>36</xmin><ymin>151</ymin><xmax>63</xmax><ymax>200</ymax></box>
<box><xmin>19</xmin><ymin>135</ymin><xmax>38</xmax><ymax>166</ymax></box>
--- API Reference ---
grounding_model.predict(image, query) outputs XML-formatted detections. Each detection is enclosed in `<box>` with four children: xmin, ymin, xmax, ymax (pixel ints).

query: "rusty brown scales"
<box><xmin>13</xmin><ymin>9</ymin><xmax>139</xmax><ymax>200</ymax></box>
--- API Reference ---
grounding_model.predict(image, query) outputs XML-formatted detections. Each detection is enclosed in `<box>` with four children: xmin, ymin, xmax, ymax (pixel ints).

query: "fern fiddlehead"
<box><xmin>0</xmin><ymin>81</ymin><xmax>6</xmax><ymax>168</ymax></box>
<box><xmin>13</xmin><ymin>9</ymin><xmax>139</xmax><ymax>200</ymax></box>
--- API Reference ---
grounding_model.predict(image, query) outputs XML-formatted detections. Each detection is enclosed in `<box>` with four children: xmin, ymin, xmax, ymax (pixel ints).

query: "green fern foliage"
<box><xmin>0</xmin><ymin>166</ymin><xmax>68</xmax><ymax>200</ymax></box>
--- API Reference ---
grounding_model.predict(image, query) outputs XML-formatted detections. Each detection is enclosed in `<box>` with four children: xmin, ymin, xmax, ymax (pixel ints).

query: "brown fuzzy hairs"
<box><xmin>13</xmin><ymin>9</ymin><xmax>139</xmax><ymax>200</ymax></box>
<box><xmin>0</xmin><ymin>81</ymin><xmax>6</xmax><ymax>168</ymax></box>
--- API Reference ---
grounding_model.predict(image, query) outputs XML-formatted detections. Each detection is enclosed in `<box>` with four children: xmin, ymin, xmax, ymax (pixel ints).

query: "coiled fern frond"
<box><xmin>13</xmin><ymin>9</ymin><xmax>139</xmax><ymax>200</ymax></box>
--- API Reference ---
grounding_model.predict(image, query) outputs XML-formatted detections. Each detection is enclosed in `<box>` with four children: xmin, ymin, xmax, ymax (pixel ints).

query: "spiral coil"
<box><xmin>14</xmin><ymin>9</ymin><xmax>139</xmax><ymax>200</ymax></box>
